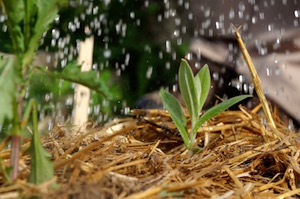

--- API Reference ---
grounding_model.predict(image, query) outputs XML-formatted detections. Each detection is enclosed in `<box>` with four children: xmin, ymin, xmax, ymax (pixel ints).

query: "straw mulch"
<box><xmin>1</xmin><ymin>104</ymin><xmax>300</xmax><ymax>199</ymax></box>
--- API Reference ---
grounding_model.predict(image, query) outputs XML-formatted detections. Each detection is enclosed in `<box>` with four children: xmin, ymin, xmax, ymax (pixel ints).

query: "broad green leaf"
<box><xmin>28</xmin><ymin>99</ymin><xmax>56</xmax><ymax>186</ymax></box>
<box><xmin>160</xmin><ymin>89</ymin><xmax>190</xmax><ymax>148</ymax></box>
<box><xmin>37</xmin><ymin>62</ymin><xmax>112</xmax><ymax>99</ymax></box>
<box><xmin>2</xmin><ymin>0</ymin><xmax>25</xmax><ymax>54</ymax></box>
<box><xmin>179</xmin><ymin>59</ymin><xmax>198</xmax><ymax>125</ymax></box>
<box><xmin>196</xmin><ymin>64</ymin><xmax>210</xmax><ymax>113</ymax></box>
<box><xmin>23</xmin><ymin>0</ymin><xmax>67</xmax><ymax>67</ymax></box>
<box><xmin>193</xmin><ymin>95</ymin><xmax>251</xmax><ymax>134</ymax></box>
<box><xmin>0</xmin><ymin>57</ymin><xmax>18</xmax><ymax>125</ymax></box>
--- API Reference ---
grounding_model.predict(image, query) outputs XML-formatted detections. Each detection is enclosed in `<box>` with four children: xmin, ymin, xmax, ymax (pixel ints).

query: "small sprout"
<box><xmin>160</xmin><ymin>59</ymin><xmax>251</xmax><ymax>151</ymax></box>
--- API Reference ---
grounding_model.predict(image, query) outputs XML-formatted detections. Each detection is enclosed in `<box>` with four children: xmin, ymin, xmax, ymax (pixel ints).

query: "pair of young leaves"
<box><xmin>160</xmin><ymin>59</ymin><xmax>251</xmax><ymax>149</ymax></box>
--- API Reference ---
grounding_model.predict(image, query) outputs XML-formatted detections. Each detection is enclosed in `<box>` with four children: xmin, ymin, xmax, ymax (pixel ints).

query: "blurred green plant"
<box><xmin>40</xmin><ymin>0</ymin><xmax>186</xmax><ymax>108</ymax></box>
<box><xmin>0</xmin><ymin>0</ymin><xmax>111</xmax><ymax>185</ymax></box>
<box><xmin>160</xmin><ymin>59</ymin><xmax>251</xmax><ymax>152</ymax></box>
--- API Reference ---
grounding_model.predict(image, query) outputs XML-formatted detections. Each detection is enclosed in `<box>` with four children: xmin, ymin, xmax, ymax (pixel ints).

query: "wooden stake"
<box><xmin>73</xmin><ymin>36</ymin><xmax>94</xmax><ymax>126</ymax></box>
<box><xmin>232</xmin><ymin>25</ymin><xmax>277</xmax><ymax>136</ymax></box>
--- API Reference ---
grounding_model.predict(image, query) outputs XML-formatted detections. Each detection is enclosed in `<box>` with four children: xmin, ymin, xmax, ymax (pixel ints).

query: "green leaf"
<box><xmin>0</xmin><ymin>57</ymin><xmax>18</xmax><ymax>125</ymax></box>
<box><xmin>193</xmin><ymin>95</ymin><xmax>251</xmax><ymax>134</ymax></box>
<box><xmin>28</xmin><ymin>99</ymin><xmax>56</xmax><ymax>187</ymax></box>
<box><xmin>37</xmin><ymin>62</ymin><xmax>112</xmax><ymax>99</ymax></box>
<box><xmin>178</xmin><ymin>59</ymin><xmax>198</xmax><ymax>125</ymax></box>
<box><xmin>195</xmin><ymin>64</ymin><xmax>210</xmax><ymax>113</ymax></box>
<box><xmin>23</xmin><ymin>0</ymin><xmax>67</xmax><ymax>67</ymax></box>
<box><xmin>2</xmin><ymin>0</ymin><xmax>25</xmax><ymax>54</ymax></box>
<box><xmin>160</xmin><ymin>89</ymin><xmax>190</xmax><ymax>148</ymax></box>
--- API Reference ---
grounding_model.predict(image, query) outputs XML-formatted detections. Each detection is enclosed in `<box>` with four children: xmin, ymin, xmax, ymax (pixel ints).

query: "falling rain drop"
<box><xmin>103</xmin><ymin>49</ymin><xmax>111</xmax><ymax>58</ymax></box>
<box><xmin>146</xmin><ymin>66</ymin><xmax>153</xmax><ymax>79</ymax></box>
<box><xmin>165</xmin><ymin>62</ymin><xmax>170</xmax><ymax>70</ymax></box>
<box><xmin>295</xmin><ymin>10</ymin><xmax>300</xmax><ymax>18</ymax></box>
<box><xmin>166</xmin><ymin>40</ymin><xmax>171</xmax><ymax>53</ymax></box>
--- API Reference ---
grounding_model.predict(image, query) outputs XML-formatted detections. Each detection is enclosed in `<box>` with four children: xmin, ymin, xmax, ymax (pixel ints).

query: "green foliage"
<box><xmin>160</xmin><ymin>59</ymin><xmax>251</xmax><ymax>150</ymax></box>
<box><xmin>0</xmin><ymin>57</ymin><xmax>18</xmax><ymax>125</ymax></box>
<box><xmin>37</xmin><ymin>61</ymin><xmax>112</xmax><ymax>99</ymax></box>
<box><xmin>1</xmin><ymin>0</ymin><xmax>66</xmax><ymax>184</ymax></box>
<box><xmin>0</xmin><ymin>157</ymin><xmax>12</xmax><ymax>184</ymax></box>
<box><xmin>28</xmin><ymin>99</ymin><xmax>55</xmax><ymax>186</ymax></box>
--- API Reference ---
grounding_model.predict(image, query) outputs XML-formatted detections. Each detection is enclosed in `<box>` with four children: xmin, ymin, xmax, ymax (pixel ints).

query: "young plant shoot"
<box><xmin>160</xmin><ymin>59</ymin><xmax>251</xmax><ymax>150</ymax></box>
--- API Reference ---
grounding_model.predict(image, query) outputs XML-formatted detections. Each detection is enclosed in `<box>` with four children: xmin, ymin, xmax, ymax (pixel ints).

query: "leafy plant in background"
<box><xmin>0</xmin><ymin>0</ymin><xmax>111</xmax><ymax>185</ymax></box>
<box><xmin>160</xmin><ymin>59</ymin><xmax>251</xmax><ymax>151</ymax></box>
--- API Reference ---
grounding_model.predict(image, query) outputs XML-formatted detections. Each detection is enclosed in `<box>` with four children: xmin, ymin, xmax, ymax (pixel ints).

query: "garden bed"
<box><xmin>1</xmin><ymin>104</ymin><xmax>300</xmax><ymax>198</ymax></box>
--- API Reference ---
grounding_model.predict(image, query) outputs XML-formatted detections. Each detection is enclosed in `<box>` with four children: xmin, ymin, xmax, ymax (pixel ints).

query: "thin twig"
<box><xmin>232</xmin><ymin>25</ymin><xmax>277</xmax><ymax>138</ymax></box>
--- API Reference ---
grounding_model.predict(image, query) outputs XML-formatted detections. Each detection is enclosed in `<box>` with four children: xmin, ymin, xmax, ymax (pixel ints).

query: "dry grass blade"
<box><xmin>232</xmin><ymin>25</ymin><xmax>277</xmax><ymax>137</ymax></box>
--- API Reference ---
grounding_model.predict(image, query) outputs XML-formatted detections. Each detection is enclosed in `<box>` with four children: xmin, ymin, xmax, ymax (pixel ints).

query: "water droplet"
<box><xmin>229</xmin><ymin>9</ymin><xmax>235</xmax><ymax>19</ymax></box>
<box><xmin>195</xmin><ymin>62</ymin><xmax>200</xmax><ymax>69</ymax></box>
<box><xmin>173</xmin><ymin>29</ymin><xmax>180</xmax><ymax>37</ymax></box>
<box><xmin>157</xmin><ymin>14</ymin><xmax>162</xmax><ymax>22</ymax></box>
<box><xmin>186</xmin><ymin>53</ymin><xmax>192</xmax><ymax>60</ymax></box>
<box><xmin>295</xmin><ymin>10</ymin><xmax>300</xmax><ymax>18</ymax></box>
<box><xmin>172</xmin><ymin>84</ymin><xmax>178</xmax><ymax>92</ymax></box>
<box><xmin>268</xmin><ymin>24</ymin><xmax>274</xmax><ymax>31</ymax></box>
<box><xmin>165</xmin><ymin>62</ymin><xmax>170</xmax><ymax>70</ymax></box>
<box><xmin>144</xmin><ymin>1</ymin><xmax>149</xmax><ymax>7</ymax></box>
<box><xmin>266</xmin><ymin>68</ymin><xmax>271</xmax><ymax>76</ymax></box>
<box><xmin>146</xmin><ymin>66</ymin><xmax>153</xmax><ymax>79</ymax></box>
<box><xmin>0</xmin><ymin>15</ymin><xmax>6</xmax><ymax>23</ymax></box>
<box><xmin>123</xmin><ymin>107</ymin><xmax>130</xmax><ymax>115</ymax></box>
<box><xmin>188</xmin><ymin>13</ymin><xmax>193</xmax><ymax>20</ymax></box>
<box><xmin>103</xmin><ymin>49</ymin><xmax>111</xmax><ymax>58</ymax></box>
<box><xmin>249</xmin><ymin>83</ymin><xmax>254</xmax><ymax>95</ymax></box>
<box><xmin>204</xmin><ymin>9</ymin><xmax>210</xmax><ymax>18</ymax></box>
<box><xmin>166</xmin><ymin>40</ymin><xmax>171</xmax><ymax>53</ymax></box>
<box><xmin>184</xmin><ymin>2</ymin><xmax>189</xmax><ymax>9</ymax></box>
<box><xmin>259</xmin><ymin>12</ymin><xmax>265</xmax><ymax>20</ymax></box>
<box><xmin>130</xmin><ymin>12</ymin><xmax>135</xmax><ymax>19</ymax></box>
<box><xmin>275</xmin><ymin>67</ymin><xmax>280</xmax><ymax>76</ymax></box>
<box><xmin>212</xmin><ymin>72</ymin><xmax>219</xmax><ymax>81</ymax></box>
<box><xmin>252</xmin><ymin>16</ymin><xmax>257</xmax><ymax>24</ymax></box>
<box><xmin>238</xmin><ymin>75</ymin><xmax>244</xmax><ymax>83</ymax></box>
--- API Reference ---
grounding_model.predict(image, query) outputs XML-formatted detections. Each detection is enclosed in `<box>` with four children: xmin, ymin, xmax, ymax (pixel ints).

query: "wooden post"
<box><xmin>73</xmin><ymin>36</ymin><xmax>94</xmax><ymax>126</ymax></box>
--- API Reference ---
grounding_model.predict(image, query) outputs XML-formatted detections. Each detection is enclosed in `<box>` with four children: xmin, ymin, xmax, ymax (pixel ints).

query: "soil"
<box><xmin>1</xmin><ymin>105</ymin><xmax>300</xmax><ymax>199</ymax></box>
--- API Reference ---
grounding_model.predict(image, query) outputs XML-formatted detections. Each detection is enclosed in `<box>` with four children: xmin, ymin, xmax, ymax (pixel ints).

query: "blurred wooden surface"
<box><xmin>73</xmin><ymin>36</ymin><xmax>94</xmax><ymax>126</ymax></box>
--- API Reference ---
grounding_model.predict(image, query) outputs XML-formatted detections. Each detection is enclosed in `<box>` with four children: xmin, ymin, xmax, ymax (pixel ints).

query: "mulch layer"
<box><xmin>1</xmin><ymin>105</ymin><xmax>300</xmax><ymax>199</ymax></box>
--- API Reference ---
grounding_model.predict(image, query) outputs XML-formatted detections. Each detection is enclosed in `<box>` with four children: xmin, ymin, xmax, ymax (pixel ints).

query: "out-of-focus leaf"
<box><xmin>23</xmin><ymin>0</ymin><xmax>67</xmax><ymax>66</ymax></box>
<box><xmin>160</xmin><ymin>89</ymin><xmax>190</xmax><ymax>148</ymax></box>
<box><xmin>28</xmin><ymin>99</ymin><xmax>56</xmax><ymax>187</ymax></box>
<box><xmin>178</xmin><ymin>59</ymin><xmax>198</xmax><ymax>125</ymax></box>
<box><xmin>38</xmin><ymin>62</ymin><xmax>112</xmax><ymax>99</ymax></box>
<box><xmin>194</xmin><ymin>95</ymin><xmax>251</xmax><ymax>133</ymax></box>
<box><xmin>0</xmin><ymin>57</ymin><xmax>18</xmax><ymax>125</ymax></box>
<box><xmin>2</xmin><ymin>0</ymin><xmax>25</xmax><ymax>54</ymax></box>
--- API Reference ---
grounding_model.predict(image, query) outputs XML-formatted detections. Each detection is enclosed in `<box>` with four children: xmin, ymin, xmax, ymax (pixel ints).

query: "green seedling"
<box><xmin>160</xmin><ymin>59</ymin><xmax>251</xmax><ymax>150</ymax></box>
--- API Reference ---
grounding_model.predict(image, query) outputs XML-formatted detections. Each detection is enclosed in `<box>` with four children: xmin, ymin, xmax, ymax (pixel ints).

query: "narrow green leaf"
<box><xmin>0</xmin><ymin>57</ymin><xmax>18</xmax><ymax>125</ymax></box>
<box><xmin>28</xmin><ymin>99</ymin><xmax>56</xmax><ymax>187</ymax></box>
<box><xmin>196</xmin><ymin>64</ymin><xmax>210</xmax><ymax>113</ymax></box>
<box><xmin>37</xmin><ymin>62</ymin><xmax>112</xmax><ymax>99</ymax></box>
<box><xmin>160</xmin><ymin>89</ymin><xmax>190</xmax><ymax>148</ymax></box>
<box><xmin>178</xmin><ymin>59</ymin><xmax>198</xmax><ymax>124</ymax></box>
<box><xmin>193</xmin><ymin>95</ymin><xmax>251</xmax><ymax>134</ymax></box>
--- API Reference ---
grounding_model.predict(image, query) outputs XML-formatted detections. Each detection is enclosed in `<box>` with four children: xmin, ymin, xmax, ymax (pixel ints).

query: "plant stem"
<box><xmin>10</xmin><ymin>135</ymin><xmax>20</xmax><ymax>181</ymax></box>
<box><xmin>10</xmin><ymin>84</ymin><xmax>23</xmax><ymax>181</ymax></box>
